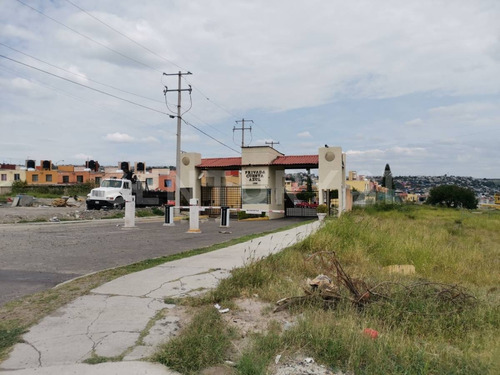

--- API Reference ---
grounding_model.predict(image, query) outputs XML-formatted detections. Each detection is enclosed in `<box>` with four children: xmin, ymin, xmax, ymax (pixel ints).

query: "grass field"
<box><xmin>156</xmin><ymin>205</ymin><xmax>500</xmax><ymax>374</ymax></box>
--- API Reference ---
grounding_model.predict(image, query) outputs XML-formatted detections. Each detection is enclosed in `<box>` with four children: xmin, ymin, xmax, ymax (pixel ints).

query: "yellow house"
<box><xmin>0</xmin><ymin>164</ymin><xmax>26</xmax><ymax>194</ymax></box>
<box><xmin>403</xmin><ymin>193</ymin><xmax>419</xmax><ymax>203</ymax></box>
<box><xmin>346</xmin><ymin>180</ymin><xmax>370</xmax><ymax>193</ymax></box>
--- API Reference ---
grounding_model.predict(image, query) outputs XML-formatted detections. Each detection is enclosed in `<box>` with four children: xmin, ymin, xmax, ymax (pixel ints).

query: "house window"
<box><xmin>32</xmin><ymin>174</ymin><xmax>39</xmax><ymax>182</ymax></box>
<box><xmin>1</xmin><ymin>174</ymin><xmax>6</xmax><ymax>181</ymax></box>
<box><xmin>62</xmin><ymin>176</ymin><xmax>69</xmax><ymax>183</ymax></box>
<box><xmin>76</xmin><ymin>175</ymin><xmax>83</xmax><ymax>183</ymax></box>
<box><xmin>95</xmin><ymin>177</ymin><xmax>101</xmax><ymax>185</ymax></box>
<box><xmin>146</xmin><ymin>178</ymin><xmax>153</xmax><ymax>187</ymax></box>
<box><xmin>46</xmin><ymin>175</ymin><xmax>52</xmax><ymax>182</ymax></box>
<box><xmin>14</xmin><ymin>174</ymin><xmax>20</xmax><ymax>181</ymax></box>
<box><xmin>164</xmin><ymin>180</ymin><xmax>172</xmax><ymax>188</ymax></box>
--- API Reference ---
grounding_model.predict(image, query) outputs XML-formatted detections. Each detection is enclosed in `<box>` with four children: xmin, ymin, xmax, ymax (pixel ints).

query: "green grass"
<box><xmin>236</xmin><ymin>322</ymin><xmax>283</xmax><ymax>375</ymax></box>
<box><xmin>101</xmin><ymin>212</ymin><xmax>125</xmax><ymax>219</ymax></box>
<box><xmin>153</xmin><ymin>306</ymin><xmax>233</xmax><ymax>374</ymax></box>
<box><xmin>17</xmin><ymin>218</ymin><xmax>48</xmax><ymax>223</ymax></box>
<box><xmin>135</xmin><ymin>207</ymin><xmax>165</xmax><ymax>217</ymax></box>
<box><xmin>177</xmin><ymin>205</ymin><xmax>499</xmax><ymax>374</ymax></box>
<box><xmin>0</xmin><ymin>328</ymin><xmax>25</xmax><ymax>355</ymax></box>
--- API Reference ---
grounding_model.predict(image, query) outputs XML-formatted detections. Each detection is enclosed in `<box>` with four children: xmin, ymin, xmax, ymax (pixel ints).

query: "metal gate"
<box><xmin>285</xmin><ymin>191</ymin><xmax>320</xmax><ymax>217</ymax></box>
<box><xmin>201</xmin><ymin>186</ymin><xmax>242</xmax><ymax>216</ymax></box>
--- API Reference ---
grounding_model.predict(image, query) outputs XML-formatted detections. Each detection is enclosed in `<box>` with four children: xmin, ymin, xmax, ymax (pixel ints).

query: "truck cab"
<box><xmin>86</xmin><ymin>178</ymin><xmax>132</xmax><ymax>210</ymax></box>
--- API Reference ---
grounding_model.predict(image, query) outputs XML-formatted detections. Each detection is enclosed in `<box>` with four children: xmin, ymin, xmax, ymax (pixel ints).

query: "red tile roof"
<box><xmin>198</xmin><ymin>154</ymin><xmax>319</xmax><ymax>169</ymax></box>
<box><xmin>271</xmin><ymin>155</ymin><xmax>319</xmax><ymax>166</ymax></box>
<box><xmin>198</xmin><ymin>157</ymin><xmax>242</xmax><ymax>169</ymax></box>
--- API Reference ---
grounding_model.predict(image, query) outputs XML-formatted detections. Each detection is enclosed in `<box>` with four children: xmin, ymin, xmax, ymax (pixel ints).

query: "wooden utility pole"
<box><xmin>265</xmin><ymin>140</ymin><xmax>280</xmax><ymax>148</ymax></box>
<box><xmin>233</xmin><ymin>119</ymin><xmax>253</xmax><ymax>147</ymax></box>
<box><xmin>163</xmin><ymin>71</ymin><xmax>192</xmax><ymax>211</ymax></box>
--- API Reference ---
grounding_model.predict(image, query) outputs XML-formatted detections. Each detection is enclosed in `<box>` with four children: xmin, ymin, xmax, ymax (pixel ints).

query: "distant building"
<box><xmin>0</xmin><ymin>164</ymin><xmax>25</xmax><ymax>194</ymax></box>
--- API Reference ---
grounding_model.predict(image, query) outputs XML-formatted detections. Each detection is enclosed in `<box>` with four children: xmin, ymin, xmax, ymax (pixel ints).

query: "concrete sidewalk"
<box><xmin>0</xmin><ymin>220</ymin><xmax>321</xmax><ymax>374</ymax></box>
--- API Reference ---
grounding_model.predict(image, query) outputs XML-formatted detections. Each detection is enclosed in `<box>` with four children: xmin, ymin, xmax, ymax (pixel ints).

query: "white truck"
<box><xmin>86</xmin><ymin>177</ymin><xmax>172</xmax><ymax>210</ymax></box>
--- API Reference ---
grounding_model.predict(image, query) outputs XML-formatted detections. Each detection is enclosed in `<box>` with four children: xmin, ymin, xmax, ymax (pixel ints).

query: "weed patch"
<box><xmin>181</xmin><ymin>206</ymin><xmax>499</xmax><ymax>373</ymax></box>
<box><xmin>153</xmin><ymin>306</ymin><xmax>233</xmax><ymax>374</ymax></box>
<box><xmin>0</xmin><ymin>327</ymin><xmax>25</xmax><ymax>355</ymax></box>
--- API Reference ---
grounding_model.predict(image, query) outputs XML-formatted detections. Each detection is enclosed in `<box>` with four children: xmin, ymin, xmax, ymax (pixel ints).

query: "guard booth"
<box><xmin>180</xmin><ymin>146</ymin><xmax>347</xmax><ymax>219</ymax></box>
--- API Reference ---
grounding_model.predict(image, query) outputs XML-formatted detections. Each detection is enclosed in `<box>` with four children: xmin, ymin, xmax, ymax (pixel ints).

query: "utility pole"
<box><xmin>233</xmin><ymin>119</ymin><xmax>253</xmax><ymax>148</ymax></box>
<box><xmin>265</xmin><ymin>140</ymin><xmax>280</xmax><ymax>148</ymax></box>
<box><xmin>163</xmin><ymin>71</ymin><xmax>192</xmax><ymax>212</ymax></box>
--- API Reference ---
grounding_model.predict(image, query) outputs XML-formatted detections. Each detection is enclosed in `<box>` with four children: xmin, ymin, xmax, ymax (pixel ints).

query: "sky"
<box><xmin>1</xmin><ymin>0</ymin><xmax>499</xmax><ymax>178</ymax></box>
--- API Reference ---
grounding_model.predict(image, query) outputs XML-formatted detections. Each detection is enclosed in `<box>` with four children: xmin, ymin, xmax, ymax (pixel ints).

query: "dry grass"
<box><xmin>183</xmin><ymin>205</ymin><xmax>499</xmax><ymax>374</ymax></box>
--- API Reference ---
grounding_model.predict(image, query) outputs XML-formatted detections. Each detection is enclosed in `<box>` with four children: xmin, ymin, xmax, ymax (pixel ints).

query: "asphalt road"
<box><xmin>0</xmin><ymin>217</ymin><xmax>310</xmax><ymax>307</ymax></box>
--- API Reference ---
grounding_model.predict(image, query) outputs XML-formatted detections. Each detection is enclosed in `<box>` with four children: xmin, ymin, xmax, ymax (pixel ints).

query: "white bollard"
<box><xmin>123</xmin><ymin>196</ymin><xmax>136</xmax><ymax>228</ymax></box>
<box><xmin>163</xmin><ymin>205</ymin><xmax>175</xmax><ymax>226</ymax></box>
<box><xmin>220</xmin><ymin>206</ymin><xmax>230</xmax><ymax>227</ymax></box>
<box><xmin>187</xmin><ymin>198</ymin><xmax>201</xmax><ymax>233</ymax></box>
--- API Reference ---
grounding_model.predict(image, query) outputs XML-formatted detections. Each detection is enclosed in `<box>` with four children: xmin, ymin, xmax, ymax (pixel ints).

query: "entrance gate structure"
<box><xmin>179</xmin><ymin>146</ymin><xmax>346</xmax><ymax>219</ymax></box>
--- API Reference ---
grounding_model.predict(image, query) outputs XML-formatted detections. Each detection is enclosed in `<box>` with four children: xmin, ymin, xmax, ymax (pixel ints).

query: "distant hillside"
<box><xmin>371</xmin><ymin>175</ymin><xmax>498</xmax><ymax>196</ymax></box>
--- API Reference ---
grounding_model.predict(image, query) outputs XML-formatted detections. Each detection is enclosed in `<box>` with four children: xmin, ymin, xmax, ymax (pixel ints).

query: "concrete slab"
<box><xmin>143</xmin><ymin>316</ymin><xmax>182</xmax><ymax>347</ymax></box>
<box><xmin>2</xmin><ymin>295</ymin><xmax>165</xmax><ymax>369</ymax></box>
<box><xmin>124</xmin><ymin>315</ymin><xmax>182</xmax><ymax>361</ymax></box>
<box><xmin>94</xmin><ymin>332</ymin><xmax>138</xmax><ymax>358</ymax></box>
<box><xmin>0</xmin><ymin>361</ymin><xmax>180</xmax><ymax>375</ymax></box>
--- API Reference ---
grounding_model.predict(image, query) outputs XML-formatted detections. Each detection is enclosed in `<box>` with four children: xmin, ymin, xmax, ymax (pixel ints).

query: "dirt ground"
<box><xmin>199</xmin><ymin>298</ymin><xmax>345</xmax><ymax>375</ymax></box>
<box><xmin>0</xmin><ymin>197</ymin><xmax>127</xmax><ymax>224</ymax></box>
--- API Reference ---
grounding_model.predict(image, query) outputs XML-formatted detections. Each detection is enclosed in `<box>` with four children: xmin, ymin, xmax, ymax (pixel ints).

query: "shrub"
<box><xmin>316</xmin><ymin>204</ymin><xmax>328</xmax><ymax>213</ymax></box>
<box><xmin>426</xmin><ymin>184</ymin><xmax>478</xmax><ymax>209</ymax></box>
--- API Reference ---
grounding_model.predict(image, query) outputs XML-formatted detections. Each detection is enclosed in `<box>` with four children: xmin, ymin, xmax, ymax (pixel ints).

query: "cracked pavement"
<box><xmin>0</xmin><ymin>220</ymin><xmax>320</xmax><ymax>374</ymax></box>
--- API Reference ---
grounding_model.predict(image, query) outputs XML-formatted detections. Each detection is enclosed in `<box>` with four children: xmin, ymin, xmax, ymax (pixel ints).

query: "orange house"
<box><xmin>56</xmin><ymin>165</ymin><xmax>104</xmax><ymax>185</ymax></box>
<box><xmin>25</xmin><ymin>161</ymin><xmax>58</xmax><ymax>185</ymax></box>
<box><xmin>158</xmin><ymin>170</ymin><xmax>176</xmax><ymax>192</ymax></box>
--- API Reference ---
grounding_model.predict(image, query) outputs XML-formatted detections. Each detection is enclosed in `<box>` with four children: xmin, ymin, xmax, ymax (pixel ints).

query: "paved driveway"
<box><xmin>0</xmin><ymin>217</ymin><xmax>310</xmax><ymax>306</ymax></box>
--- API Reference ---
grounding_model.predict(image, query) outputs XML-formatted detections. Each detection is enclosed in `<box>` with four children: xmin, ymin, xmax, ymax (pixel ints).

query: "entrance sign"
<box><xmin>244</xmin><ymin>169</ymin><xmax>266</xmax><ymax>184</ymax></box>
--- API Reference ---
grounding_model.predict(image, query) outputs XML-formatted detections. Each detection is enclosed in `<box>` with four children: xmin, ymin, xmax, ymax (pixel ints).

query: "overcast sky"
<box><xmin>1</xmin><ymin>0</ymin><xmax>499</xmax><ymax>178</ymax></box>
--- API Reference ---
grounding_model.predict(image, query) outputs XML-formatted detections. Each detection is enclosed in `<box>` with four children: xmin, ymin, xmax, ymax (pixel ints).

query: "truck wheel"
<box><xmin>114</xmin><ymin>197</ymin><xmax>125</xmax><ymax>209</ymax></box>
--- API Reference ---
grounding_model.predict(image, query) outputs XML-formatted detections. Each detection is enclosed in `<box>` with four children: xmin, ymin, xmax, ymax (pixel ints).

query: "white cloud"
<box><xmin>346</xmin><ymin>149</ymin><xmax>385</xmax><ymax>158</ymax></box>
<box><xmin>346</xmin><ymin>146</ymin><xmax>425</xmax><ymax>158</ymax></box>
<box><xmin>104</xmin><ymin>132</ymin><xmax>134</xmax><ymax>142</ymax></box>
<box><xmin>297</xmin><ymin>131</ymin><xmax>312</xmax><ymax>138</ymax></box>
<box><xmin>139</xmin><ymin>136</ymin><xmax>160</xmax><ymax>143</ymax></box>
<box><xmin>73</xmin><ymin>153</ymin><xmax>93</xmax><ymax>160</ymax></box>
<box><xmin>405</xmin><ymin>118</ymin><xmax>423</xmax><ymax>127</ymax></box>
<box><xmin>0</xmin><ymin>24</ymin><xmax>37</xmax><ymax>40</ymax></box>
<box><xmin>390</xmin><ymin>146</ymin><xmax>426</xmax><ymax>156</ymax></box>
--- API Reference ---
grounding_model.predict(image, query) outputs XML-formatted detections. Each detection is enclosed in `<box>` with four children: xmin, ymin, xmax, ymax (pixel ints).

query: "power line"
<box><xmin>62</xmin><ymin>0</ymin><xmax>243</xmax><ymax>124</ymax></box>
<box><xmin>182</xmin><ymin>76</ymin><xmax>239</xmax><ymax>119</ymax></box>
<box><xmin>0</xmin><ymin>63</ymin><xmax>173</xmax><ymax>133</ymax></box>
<box><xmin>183</xmin><ymin>111</ymin><xmax>229</xmax><ymax>137</ymax></box>
<box><xmin>181</xmin><ymin>118</ymin><xmax>240</xmax><ymax>154</ymax></box>
<box><xmin>63</xmin><ymin>0</ymin><xmax>185</xmax><ymax>71</ymax></box>
<box><xmin>1</xmin><ymin>54</ymin><xmax>168</xmax><ymax>115</ymax></box>
<box><xmin>15</xmin><ymin>0</ymin><xmax>162</xmax><ymax>73</ymax></box>
<box><xmin>0</xmin><ymin>42</ymin><xmax>163</xmax><ymax>104</ymax></box>
<box><xmin>2</xmin><ymin>55</ymin><xmax>236</xmax><ymax>153</ymax></box>
<box><xmin>52</xmin><ymin>0</ymin><xmax>278</xmax><ymax>144</ymax></box>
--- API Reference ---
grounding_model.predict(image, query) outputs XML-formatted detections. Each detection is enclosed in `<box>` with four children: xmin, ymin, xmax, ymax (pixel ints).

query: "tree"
<box><xmin>426</xmin><ymin>185</ymin><xmax>478</xmax><ymax>209</ymax></box>
<box><xmin>381</xmin><ymin>164</ymin><xmax>395</xmax><ymax>190</ymax></box>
